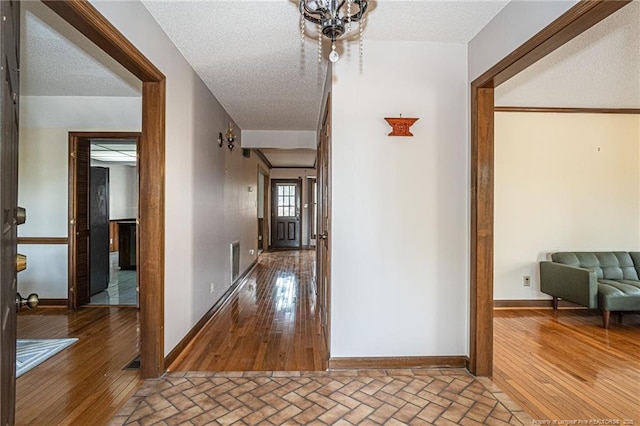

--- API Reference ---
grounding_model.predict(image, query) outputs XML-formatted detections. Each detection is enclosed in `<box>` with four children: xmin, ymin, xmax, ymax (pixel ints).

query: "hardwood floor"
<box><xmin>169</xmin><ymin>250</ymin><xmax>327</xmax><ymax>372</ymax></box>
<box><xmin>16</xmin><ymin>306</ymin><xmax>141</xmax><ymax>425</ymax></box>
<box><xmin>493</xmin><ymin>308</ymin><xmax>640</xmax><ymax>422</ymax></box>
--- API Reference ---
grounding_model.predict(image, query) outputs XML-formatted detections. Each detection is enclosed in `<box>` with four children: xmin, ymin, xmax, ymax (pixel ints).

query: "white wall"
<box><xmin>91</xmin><ymin>0</ymin><xmax>266</xmax><ymax>355</ymax></box>
<box><xmin>269</xmin><ymin>168</ymin><xmax>317</xmax><ymax>247</ymax></box>
<box><xmin>95</xmin><ymin>163</ymin><xmax>138</xmax><ymax>220</ymax></box>
<box><xmin>468</xmin><ymin>0</ymin><xmax>579</xmax><ymax>82</ymax></box>
<box><xmin>331</xmin><ymin>41</ymin><xmax>468</xmax><ymax>357</ymax></box>
<box><xmin>494</xmin><ymin>112</ymin><xmax>640</xmax><ymax>300</ymax></box>
<box><xmin>18</xmin><ymin>98</ymin><xmax>141</xmax><ymax>298</ymax></box>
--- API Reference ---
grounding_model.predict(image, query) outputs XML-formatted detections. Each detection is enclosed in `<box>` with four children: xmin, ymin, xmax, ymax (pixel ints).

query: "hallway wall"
<box><xmin>331</xmin><ymin>40</ymin><xmax>469</xmax><ymax>357</ymax></box>
<box><xmin>91</xmin><ymin>0</ymin><xmax>266</xmax><ymax>355</ymax></box>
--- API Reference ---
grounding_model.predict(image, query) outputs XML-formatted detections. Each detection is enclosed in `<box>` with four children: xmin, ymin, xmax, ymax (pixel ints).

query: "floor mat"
<box><xmin>16</xmin><ymin>338</ymin><xmax>78</xmax><ymax>378</ymax></box>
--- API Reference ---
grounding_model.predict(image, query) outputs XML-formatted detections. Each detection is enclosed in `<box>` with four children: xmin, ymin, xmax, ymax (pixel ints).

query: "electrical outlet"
<box><xmin>210</xmin><ymin>282</ymin><xmax>215</xmax><ymax>294</ymax></box>
<box><xmin>523</xmin><ymin>276</ymin><xmax>531</xmax><ymax>287</ymax></box>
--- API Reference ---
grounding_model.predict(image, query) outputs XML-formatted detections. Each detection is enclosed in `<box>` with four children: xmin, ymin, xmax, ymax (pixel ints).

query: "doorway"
<box><xmin>469</xmin><ymin>1</ymin><xmax>630</xmax><ymax>376</ymax></box>
<box><xmin>69</xmin><ymin>133</ymin><xmax>140</xmax><ymax>308</ymax></box>
<box><xmin>271</xmin><ymin>179</ymin><xmax>302</xmax><ymax>249</ymax></box>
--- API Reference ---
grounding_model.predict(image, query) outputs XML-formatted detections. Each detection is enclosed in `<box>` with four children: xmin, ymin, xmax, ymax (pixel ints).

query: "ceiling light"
<box><xmin>299</xmin><ymin>0</ymin><xmax>369</xmax><ymax>63</ymax></box>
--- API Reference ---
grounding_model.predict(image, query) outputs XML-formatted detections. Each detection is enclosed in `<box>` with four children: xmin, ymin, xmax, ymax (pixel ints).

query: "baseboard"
<box><xmin>328</xmin><ymin>356</ymin><xmax>467</xmax><ymax>370</ymax></box>
<box><xmin>494</xmin><ymin>299</ymin><xmax>585</xmax><ymax>309</ymax></box>
<box><xmin>164</xmin><ymin>259</ymin><xmax>259</xmax><ymax>369</ymax></box>
<box><xmin>37</xmin><ymin>298</ymin><xmax>68</xmax><ymax>306</ymax></box>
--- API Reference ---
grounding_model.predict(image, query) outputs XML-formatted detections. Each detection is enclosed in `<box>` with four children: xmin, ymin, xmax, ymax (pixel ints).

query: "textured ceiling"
<box><xmin>141</xmin><ymin>0</ymin><xmax>509</xmax><ymax>131</ymax></box>
<box><xmin>496</xmin><ymin>0</ymin><xmax>640</xmax><ymax>108</ymax></box>
<box><xmin>260</xmin><ymin>148</ymin><xmax>317</xmax><ymax>168</ymax></box>
<box><xmin>21</xmin><ymin>1</ymin><xmax>140</xmax><ymax>97</ymax></box>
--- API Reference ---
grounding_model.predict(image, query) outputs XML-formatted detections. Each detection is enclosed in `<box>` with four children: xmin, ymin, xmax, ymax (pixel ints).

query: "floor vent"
<box><xmin>123</xmin><ymin>355</ymin><xmax>140</xmax><ymax>370</ymax></box>
<box><xmin>231</xmin><ymin>240</ymin><xmax>240</xmax><ymax>283</ymax></box>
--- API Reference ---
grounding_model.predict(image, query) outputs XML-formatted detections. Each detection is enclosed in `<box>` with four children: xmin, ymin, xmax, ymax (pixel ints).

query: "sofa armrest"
<box><xmin>539</xmin><ymin>261</ymin><xmax>598</xmax><ymax>308</ymax></box>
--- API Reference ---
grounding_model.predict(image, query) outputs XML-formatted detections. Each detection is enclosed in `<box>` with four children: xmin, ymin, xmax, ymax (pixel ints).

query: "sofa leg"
<box><xmin>602</xmin><ymin>310</ymin><xmax>610</xmax><ymax>329</ymax></box>
<box><xmin>552</xmin><ymin>296</ymin><xmax>558</xmax><ymax>310</ymax></box>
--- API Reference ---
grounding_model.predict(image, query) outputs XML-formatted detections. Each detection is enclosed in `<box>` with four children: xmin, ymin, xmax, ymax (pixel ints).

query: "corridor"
<box><xmin>169</xmin><ymin>250</ymin><xmax>327</xmax><ymax>372</ymax></box>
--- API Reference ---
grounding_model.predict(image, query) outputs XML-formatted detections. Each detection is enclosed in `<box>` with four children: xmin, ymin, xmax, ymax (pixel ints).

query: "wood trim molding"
<box><xmin>36</xmin><ymin>299</ymin><xmax>68</xmax><ymax>306</ymax></box>
<box><xmin>17</xmin><ymin>237</ymin><xmax>68</xmax><ymax>245</ymax></box>
<box><xmin>328</xmin><ymin>356</ymin><xmax>467</xmax><ymax>370</ymax></box>
<box><xmin>42</xmin><ymin>1</ymin><xmax>164</xmax><ymax>82</ymax></box>
<box><xmin>469</xmin><ymin>0</ymin><xmax>632</xmax><ymax>378</ymax></box>
<box><xmin>254</xmin><ymin>149</ymin><xmax>273</xmax><ymax>169</ymax></box>
<box><xmin>494</xmin><ymin>299</ymin><xmax>585</xmax><ymax>309</ymax></box>
<box><xmin>473</xmin><ymin>0</ymin><xmax>630</xmax><ymax>88</ymax></box>
<box><xmin>495</xmin><ymin>106</ymin><xmax>640</xmax><ymax>114</ymax></box>
<box><xmin>45</xmin><ymin>1</ymin><xmax>166</xmax><ymax>379</ymax></box>
<box><xmin>164</xmin><ymin>259</ymin><xmax>259</xmax><ymax>369</ymax></box>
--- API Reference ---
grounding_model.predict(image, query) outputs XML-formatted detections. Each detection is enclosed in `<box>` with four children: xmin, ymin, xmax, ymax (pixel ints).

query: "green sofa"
<box><xmin>540</xmin><ymin>251</ymin><xmax>640</xmax><ymax>328</ymax></box>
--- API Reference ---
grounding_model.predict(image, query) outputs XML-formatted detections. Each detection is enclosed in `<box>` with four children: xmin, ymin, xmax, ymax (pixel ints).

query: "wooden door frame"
<box><xmin>469</xmin><ymin>0</ymin><xmax>630</xmax><ymax>376</ymax></box>
<box><xmin>68</xmin><ymin>132</ymin><xmax>141</xmax><ymax>308</ymax></box>
<box><xmin>317</xmin><ymin>96</ymin><xmax>331</xmax><ymax>358</ymax></box>
<box><xmin>43</xmin><ymin>1</ymin><xmax>166</xmax><ymax>379</ymax></box>
<box><xmin>270</xmin><ymin>178</ymin><xmax>303</xmax><ymax>249</ymax></box>
<box><xmin>257</xmin><ymin>165</ymin><xmax>270</xmax><ymax>252</ymax></box>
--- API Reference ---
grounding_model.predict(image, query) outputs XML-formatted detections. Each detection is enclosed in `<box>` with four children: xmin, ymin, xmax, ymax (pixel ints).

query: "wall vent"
<box><xmin>231</xmin><ymin>240</ymin><xmax>240</xmax><ymax>283</ymax></box>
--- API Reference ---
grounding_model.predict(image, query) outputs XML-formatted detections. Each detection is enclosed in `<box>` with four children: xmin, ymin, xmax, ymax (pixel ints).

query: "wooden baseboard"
<box><xmin>37</xmin><ymin>298</ymin><xmax>68</xmax><ymax>306</ymax></box>
<box><xmin>328</xmin><ymin>356</ymin><xmax>468</xmax><ymax>370</ymax></box>
<box><xmin>164</xmin><ymin>259</ymin><xmax>259</xmax><ymax>369</ymax></box>
<box><xmin>494</xmin><ymin>299</ymin><xmax>585</xmax><ymax>309</ymax></box>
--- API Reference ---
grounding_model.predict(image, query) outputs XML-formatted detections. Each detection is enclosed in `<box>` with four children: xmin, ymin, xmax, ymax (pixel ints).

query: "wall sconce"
<box><xmin>225</xmin><ymin>123</ymin><xmax>236</xmax><ymax>151</ymax></box>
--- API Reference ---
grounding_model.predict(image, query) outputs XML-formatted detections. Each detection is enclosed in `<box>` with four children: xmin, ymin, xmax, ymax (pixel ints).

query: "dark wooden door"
<box><xmin>271</xmin><ymin>179</ymin><xmax>302</xmax><ymax>249</ymax></box>
<box><xmin>89</xmin><ymin>167</ymin><xmax>109</xmax><ymax>296</ymax></box>
<box><xmin>70</xmin><ymin>138</ymin><xmax>91</xmax><ymax>307</ymax></box>
<box><xmin>316</xmin><ymin>99</ymin><xmax>331</xmax><ymax>356</ymax></box>
<box><xmin>0</xmin><ymin>1</ymin><xmax>20</xmax><ymax>423</ymax></box>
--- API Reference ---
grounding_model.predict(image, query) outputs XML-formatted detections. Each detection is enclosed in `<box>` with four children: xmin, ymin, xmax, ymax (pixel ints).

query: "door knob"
<box><xmin>16</xmin><ymin>292</ymin><xmax>39</xmax><ymax>311</ymax></box>
<box><xmin>16</xmin><ymin>253</ymin><xmax>26</xmax><ymax>272</ymax></box>
<box><xmin>16</xmin><ymin>206</ymin><xmax>26</xmax><ymax>225</ymax></box>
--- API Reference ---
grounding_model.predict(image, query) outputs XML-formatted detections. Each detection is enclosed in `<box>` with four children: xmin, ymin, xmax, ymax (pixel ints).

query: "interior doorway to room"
<box><xmin>469</xmin><ymin>1</ymin><xmax>630</xmax><ymax>376</ymax></box>
<box><xmin>69</xmin><ymin>133</ymin><xmax>141</xmax><ymax>308</ymax></box>
<box><xmin>271</xmin><ymin>179</ymin><xmax>302</xmax><ymax>249</ymax></box>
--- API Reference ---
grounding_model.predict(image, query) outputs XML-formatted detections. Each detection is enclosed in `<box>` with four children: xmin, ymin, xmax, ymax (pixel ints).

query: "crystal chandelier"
<box><xmin>299</xmin><ymin>0</ymin><xmax>369</xmax><ymax>63</ymax></box>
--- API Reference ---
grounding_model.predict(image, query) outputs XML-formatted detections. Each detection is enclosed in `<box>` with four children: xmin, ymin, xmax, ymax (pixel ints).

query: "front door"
<box><xmin>271</xmin><ymin>179</ymin><xmax>302</xmax><ymax>249</ymax></box>
<box><xmin>0</xmin><ymin>1</ymin><xmax>20</xmax><ymax>423</ymax></box>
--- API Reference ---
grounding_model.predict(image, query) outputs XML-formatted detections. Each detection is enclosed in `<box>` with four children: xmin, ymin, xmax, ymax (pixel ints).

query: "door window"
<box><xmin>277</xmin><ymin>184</ymin><xmax>296</xmax><ymax>217</ymax></box>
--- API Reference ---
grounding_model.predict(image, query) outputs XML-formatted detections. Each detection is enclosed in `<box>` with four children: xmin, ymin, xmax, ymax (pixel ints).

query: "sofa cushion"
<box><xmin>629</xmin><ymin>252</ymin><xmax>640</xmax><ymax>278</ymax></box>
<box><xmin>551</xmin><ymin>252</ymin><xmax>639</xmax><ymax>280</ymax></box>
<box><xmin>597</xmin><ymin>279</ymin><xmax>640</xmax><ymax>311</ymax></box>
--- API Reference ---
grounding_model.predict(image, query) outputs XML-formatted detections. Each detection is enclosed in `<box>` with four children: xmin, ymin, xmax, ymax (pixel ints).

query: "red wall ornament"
<box><xmin>384</xmin><ymin>116</ymin><xmax>419</xmax><ymax>137</ymax></box>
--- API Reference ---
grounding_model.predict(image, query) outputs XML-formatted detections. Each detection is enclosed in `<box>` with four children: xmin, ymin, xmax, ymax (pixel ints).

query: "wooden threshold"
<box><xmin>328</xmin><ymin>356</ymin><xmax>468</xmax><ymax>370</ymax></box>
